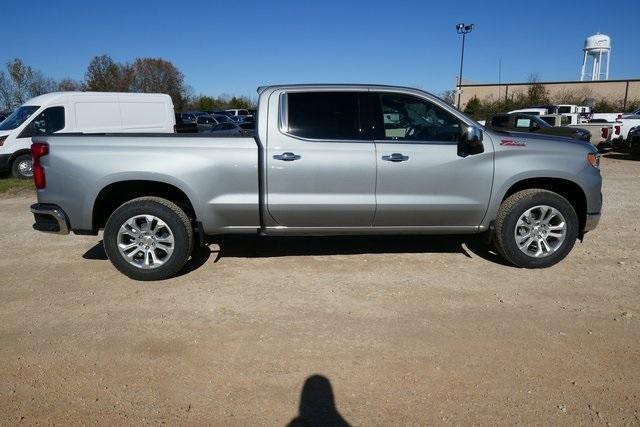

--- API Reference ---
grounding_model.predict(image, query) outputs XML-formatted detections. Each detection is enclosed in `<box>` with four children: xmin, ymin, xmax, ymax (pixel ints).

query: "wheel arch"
<box><xmin>499</xmin><ymin>177</ymin><xmax>587</xmax><ymax>232</ymax></box>
<box><xmin>92</xmin><ymin>180</ymin><xmax>197</xmax><ymax>231</ymax></box>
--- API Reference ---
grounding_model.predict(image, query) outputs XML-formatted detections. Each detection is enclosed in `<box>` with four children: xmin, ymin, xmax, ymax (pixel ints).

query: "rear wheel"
<box><xmin>494</xmin><ymin>189</ymin><xmax>579</xmax><ymax>268</ymax></box>
<box><xmin>103</xmin><ymin>197</ymin><xmax>193</xmax><ymax>281</ymax></box>
<box><xmin>11</xmin><ymin>154</ymin><xmax>33</xmax><ymax>179</ymax></box>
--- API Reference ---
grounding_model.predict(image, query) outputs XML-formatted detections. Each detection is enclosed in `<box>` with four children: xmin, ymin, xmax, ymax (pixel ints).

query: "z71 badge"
<box><xmin>500</xmin><ymin>139</ymin><xmax>526</xmax><ymax>147</ymax></box>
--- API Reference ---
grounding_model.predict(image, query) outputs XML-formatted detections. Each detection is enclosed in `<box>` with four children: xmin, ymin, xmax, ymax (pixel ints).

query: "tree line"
<box><xmin>0</xmin><ymin>56</ymin><xmax>254</xmax><ymax>113</ymax></box>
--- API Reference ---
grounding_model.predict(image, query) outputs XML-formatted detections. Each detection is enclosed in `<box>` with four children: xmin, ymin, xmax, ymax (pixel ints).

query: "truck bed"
<box><xmin>34</xmin><ymin>134</ymin><xmax>261</xmax><ymax>234</ymax></box>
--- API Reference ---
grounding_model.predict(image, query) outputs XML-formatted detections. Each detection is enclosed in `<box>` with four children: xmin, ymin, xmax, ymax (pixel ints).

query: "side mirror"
<box><xmin>458</xmin><ymin>126</ymin><xmax>484</xmax><ymax>157</ymax></box>
<box><xmin>463</xmin><ymin>126</ymin><xmax>483</xmax><ymax>147</ymax></box>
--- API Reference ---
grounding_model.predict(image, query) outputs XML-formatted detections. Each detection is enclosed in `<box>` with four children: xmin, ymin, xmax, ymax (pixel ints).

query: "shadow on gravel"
<box><xmin>602</xmin><ymin>152</ymin><xmax>640</xmax><ymax>161</ymax></box>
<box><xmin>210</xmin><ymin>234</ymin><xmax>513</xmax><ymax>267</ymax></box>
<box><xmin>287</xmin><ymin>375</ymin><xmax>350</xmax><ymax>427</ymax></box>
<box><xmin>82</xmin><ymin>234</ymin><xmax>513</xmax><ymax>275</ymax></box>
<box><xmin>82</xmin><ymin>240</ymin><xmax>214</xmax><ymax>277</ymax></box>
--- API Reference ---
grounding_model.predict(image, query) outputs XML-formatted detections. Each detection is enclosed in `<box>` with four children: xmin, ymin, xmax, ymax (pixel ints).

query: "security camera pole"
<box><xmin>456</xmin><ymin>23</ymin><xmax>474</xmax><ymax>109</ymax></box>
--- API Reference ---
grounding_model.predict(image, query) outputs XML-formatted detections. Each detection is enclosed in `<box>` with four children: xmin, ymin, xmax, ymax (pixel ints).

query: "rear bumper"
<box><xmin>30</xmin><ymin>203</ymin><xmax>70</xmax><ymax>235</ymax></box>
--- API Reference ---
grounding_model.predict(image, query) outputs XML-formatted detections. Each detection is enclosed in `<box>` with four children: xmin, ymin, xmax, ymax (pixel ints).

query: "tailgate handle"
<box><xmin>273</xmin><ymin>152</ymin><xmax>301</xmax><ymax>161</ymax></box>
<box><xmin>382</xmin><ymin>153</ymin><xmax>409</xmax><ymax>162</ymax></box>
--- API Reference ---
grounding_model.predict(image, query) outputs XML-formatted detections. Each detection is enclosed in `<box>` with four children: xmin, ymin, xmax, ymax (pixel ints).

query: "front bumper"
<box><xmin>0</xmin><ymin>153</ymin><xmax>11</xmax><ymax>173</ymax></box>
<box><xmin>584</xmin><ymin>212</ymin><xmax>601</xmax><ymax>233</ymax></box>
<box><xmin>30</xmin><ymin>203</ymin><xmax>70</xmax><ymax>235</ymax></box>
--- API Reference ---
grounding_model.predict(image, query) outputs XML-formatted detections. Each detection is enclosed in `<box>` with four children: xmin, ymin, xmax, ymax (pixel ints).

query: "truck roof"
<box><xmin>256</xmin><ymin>83</ymin><xmax>439</xmax><ymax>97</ymax></box>
<box><xmin>23</xmin><ymin>91</ymin><xmax>172</xmax><ymax>106</ymax></box>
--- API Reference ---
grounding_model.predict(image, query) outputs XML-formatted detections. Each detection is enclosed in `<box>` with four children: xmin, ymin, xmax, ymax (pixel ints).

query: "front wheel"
<box><xmin>11</xmin><ymin>154</ymin><xmax>33</xmax><ymax>179</ymax></box>
<box><xmin>103</xmin><ymin>197</ymin><xmax>194</xmax><ymax>281</ymax></box>
<box><xmin>494</xmin><ymin>189</ymin><xmax>579</xmax><ymax>268</ymax></box>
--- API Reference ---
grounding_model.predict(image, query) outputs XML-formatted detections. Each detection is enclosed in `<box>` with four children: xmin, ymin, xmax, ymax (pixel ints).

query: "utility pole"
<box><xmin>456</xmin><ymin>23</ymin><xmax>474</xmax><ymax>109</ymax></box>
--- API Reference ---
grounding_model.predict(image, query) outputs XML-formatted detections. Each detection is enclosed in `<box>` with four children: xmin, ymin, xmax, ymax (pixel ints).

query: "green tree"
<box><xmin>463</xmin><ymin>96</ymin><xmax>482</xmax><ymax>119</ymax></box>
<box><xmin>85</xmin><ymin>55</ymin><xmax>132</xmax><ymax>92</ymax></box>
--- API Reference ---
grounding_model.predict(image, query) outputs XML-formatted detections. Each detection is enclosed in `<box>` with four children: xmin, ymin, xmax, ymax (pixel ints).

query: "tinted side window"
<box><xmin>375</xmin><ymin>93</ymin><xmax>462</xmax><ymax>142</ymax></box>
<box><xmin>287</xmin><ymin>92</ymin><xmax>360</xmax><ymax>140</ymax></box>
<box><xmin>19</xmin><ymin>106</ymin><xmax>65</xmax><ymax>138</ymax></box>
<box><xmin>490</xmin><ymin>115</ymin><xmax>510</xmax><ymax>127</ymax></box>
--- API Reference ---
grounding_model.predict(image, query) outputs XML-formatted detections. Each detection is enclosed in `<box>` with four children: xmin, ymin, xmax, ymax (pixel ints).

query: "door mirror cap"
<box><xmin>464</xmin><ymin>126</ymin><xmax>483</xmax><ymax>147</ymax></box>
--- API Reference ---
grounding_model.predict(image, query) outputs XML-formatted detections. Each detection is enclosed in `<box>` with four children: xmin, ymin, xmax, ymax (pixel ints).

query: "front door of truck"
<box><xmin>266</xmin><ymin>90</ymin><xmax>376</xmax><ymax>228</ymax></box>
<box><xmin>371</xmin><ymin>91</ymin><xmax>493</xmax><ymax>227</ymax></box>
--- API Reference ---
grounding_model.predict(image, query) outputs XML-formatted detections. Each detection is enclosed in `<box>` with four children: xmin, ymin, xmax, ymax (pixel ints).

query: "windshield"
<box><xmin>0</xmin><ymin>106</ymin><xmax>40</xmax><ymax>131</ymax></box>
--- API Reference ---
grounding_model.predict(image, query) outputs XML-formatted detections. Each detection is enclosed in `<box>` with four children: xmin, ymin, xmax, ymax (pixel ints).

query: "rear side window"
<box><xmin>18</xmin><ymin>106</ymin><xmax>65</xmax><ymax>138</ymax></box>
<box><xmin>286</xmin><ymin>92</ymin><xmax>360</xmax><ymax>140</ymax></box>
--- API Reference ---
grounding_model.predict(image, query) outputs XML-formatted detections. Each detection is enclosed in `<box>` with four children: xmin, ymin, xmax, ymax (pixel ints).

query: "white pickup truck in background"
<box><xmin>0</xmin><ymin>92</ymin><xmax>175</xmax><ymax>179</ymax></box>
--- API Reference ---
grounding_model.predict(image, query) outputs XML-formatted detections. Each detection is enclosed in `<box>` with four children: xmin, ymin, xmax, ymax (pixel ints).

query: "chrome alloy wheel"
<box><xmin>18</xmin><ymin>159</ymin><xmax>33</xmax><ymax>177</ymax></box>
<box><xmin>514</xmin><ymin>205</ymin><xmax>567</xmax><ymax>258</ymax></box>
<box><xmin>116</xmin><ymin>215</ymin><xmax>175</xmax><ymax>269</ymax></box>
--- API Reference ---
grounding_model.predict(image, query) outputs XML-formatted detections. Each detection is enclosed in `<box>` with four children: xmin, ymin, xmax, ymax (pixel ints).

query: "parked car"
<box><xmin>209</xmin><ymin>122</ymin><xmax>242</xmax><ymax>135</ymax></box>
<box><xmin>629</xmin><ymin>126</ymin><xmax>640</xmax><ymax>156</ymax></box>
<box><xmin>486</xmin><ymin>113</ymin><xmax>591</xmax><ymax>141</ymax></box>
<box><xmin>174</xmin><ymin>113</ymin><xmax>198</xmax><ymax>133</ymax></box>
<box><xmin>226</xmin><ymin>108</ymin><xmax>251</xmax><ymax>117</ymax></box>
<box><xmin>612</xmin><ymin>116</ymin><xmax>640</xmax><ymax>143</ymax></box>
<box><xmin>29</xmin><ymin>84</ymin><xmax>601</xmax><ymax>280</ymax></box>
<box><xmin>0</xmin><ymin>92</ymin><xmax>175</xmax><ymax>179</ymax></box>
<box><xmin>622</xmin><ymin>108</ymin><xmax>640</xmax><ymax>118</ymax></box>
<box><xmin>212</xmin><ymin>114</ymin><xmax>234</xmax><ymax>123</ymax></box>
<box><xmin>196</xmin><ymin>115</ymin><xmax>218</xmax><ymax>132</ymax></box>
<box><xmin>237</xmin><ymin>122</ymin><xmax>255</xmax><ymax>134</ymax></box>
<box><xmin>177</xmin><ymin>113</ymin><xmax>197</xmax><ymax>123</ymax></box>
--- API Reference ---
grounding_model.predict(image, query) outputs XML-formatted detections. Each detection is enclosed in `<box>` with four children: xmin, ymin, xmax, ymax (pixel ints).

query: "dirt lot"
<box><xmin>0</xmin><ymin>154</ymin><xmax>639</xmax><ymax>425</ymax></box>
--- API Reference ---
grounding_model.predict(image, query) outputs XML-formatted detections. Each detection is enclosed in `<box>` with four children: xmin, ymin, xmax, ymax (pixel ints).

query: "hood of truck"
<box><xmin>490</xmin><ymin>129</ymin><xmax>595</xmax><ymax>152</ymax></box>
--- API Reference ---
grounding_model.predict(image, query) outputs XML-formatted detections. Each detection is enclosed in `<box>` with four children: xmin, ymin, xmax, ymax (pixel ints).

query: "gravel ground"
<box><xmin>0</xmin><ymin>153</ymin><xmax>639</xmax><ymax>425</ymax></box>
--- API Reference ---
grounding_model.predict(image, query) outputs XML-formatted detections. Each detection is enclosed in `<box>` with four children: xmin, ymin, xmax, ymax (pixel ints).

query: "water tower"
<box><xmin>579</xmin><ymin>33</ymin><xmax>611</xmax><ymax>81</ymax></box>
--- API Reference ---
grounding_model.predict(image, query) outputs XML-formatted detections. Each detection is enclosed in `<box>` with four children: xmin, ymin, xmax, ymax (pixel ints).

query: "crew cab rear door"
<box><xmin>370</xmin><ymin>91</ymin><xmax>493</xmax><ymax>227</ymax></box>
<box><xmin>265</xmin><ymin>90</ymin><xmax>376</xmax><ymax>228</ymax></box>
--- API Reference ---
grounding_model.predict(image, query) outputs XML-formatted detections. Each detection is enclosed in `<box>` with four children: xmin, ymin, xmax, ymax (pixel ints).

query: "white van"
<box><xmin>0</xmin><ymin>92</ymin><xmax>175</xmax><ymax>178</ymax></box>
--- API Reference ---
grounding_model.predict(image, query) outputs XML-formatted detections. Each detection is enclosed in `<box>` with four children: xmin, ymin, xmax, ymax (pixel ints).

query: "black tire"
<box><xmin>11</xmin><ymin>154</ymin><xmax>33</xmax><ymax>179</ymax></box>
<box><xmin>103</xmin><ymin>197</ymin><xmax>194</xmax><ymax>281</ymax></box>
<box><xmin>494</xmin><ymin>189</ymin><xmax>579</xmax><ymax>268</ymax></box>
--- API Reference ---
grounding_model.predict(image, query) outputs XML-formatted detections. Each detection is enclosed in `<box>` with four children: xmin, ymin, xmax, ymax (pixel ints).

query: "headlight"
<box><xmin>587</xmin><ymin>152</ymin><xmax>600</xmax><ymax>169</ymax></box>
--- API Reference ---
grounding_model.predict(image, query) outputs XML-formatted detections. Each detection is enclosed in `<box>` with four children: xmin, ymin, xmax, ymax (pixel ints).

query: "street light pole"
<box><xmin>456</xmin><ymin>23</ymin><xmax>474</xmax><ymax>109</ymax></box>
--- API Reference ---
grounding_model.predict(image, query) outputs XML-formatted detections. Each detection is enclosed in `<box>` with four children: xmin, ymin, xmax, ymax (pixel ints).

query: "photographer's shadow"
<box><xmin>288</xmin><ymin>375</ymin><xmax>350</xmax><ymax>427</ymax></box>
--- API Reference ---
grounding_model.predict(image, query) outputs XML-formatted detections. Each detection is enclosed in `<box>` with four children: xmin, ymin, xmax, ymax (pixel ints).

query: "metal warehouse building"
<box><xmin>458</xmin><ymin>78</ymin><xmax>640</xmax><ymax>110</ymax></box>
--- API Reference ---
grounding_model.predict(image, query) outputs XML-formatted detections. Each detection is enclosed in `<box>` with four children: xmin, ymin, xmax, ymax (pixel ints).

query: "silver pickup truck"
<box><xmin>30</xmin><ymin>84</ymin><xmax>602</xmax><ymax>280</ymax></box>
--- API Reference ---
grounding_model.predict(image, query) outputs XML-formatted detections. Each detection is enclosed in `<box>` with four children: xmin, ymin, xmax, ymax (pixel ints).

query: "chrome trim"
<box><xmin>278</xmin><ymin>92</ymin><xmax>288</xmax><ymax>134</ymax></box>
<box><xmin>30</xmin><ymin>204</ymin><xmax>70</xmax><ymax>235</ymax></box>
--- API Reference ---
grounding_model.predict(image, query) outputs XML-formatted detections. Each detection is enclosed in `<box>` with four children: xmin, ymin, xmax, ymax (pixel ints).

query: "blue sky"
<box><xmin>2</xmin><ymin>0</ymin><xmax>638</xmax><ymax>99</ymax></box>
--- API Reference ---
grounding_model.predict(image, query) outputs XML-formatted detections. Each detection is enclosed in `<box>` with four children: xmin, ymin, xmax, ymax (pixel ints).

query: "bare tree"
<box><xmin>57</xmin><ymin>78</ymin><xmax>84</xmax><ymax>91</ymax></box>
<box><xmin>129</xmin><ymin>58</ymin><xmax>187</xmax><ymax>110</ymax></box>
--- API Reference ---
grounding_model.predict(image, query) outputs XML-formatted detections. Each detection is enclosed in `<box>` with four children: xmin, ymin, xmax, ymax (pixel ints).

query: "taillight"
<box><xmin>601</xmin><ymin>127</ymin><xmax>608</xmax><ymax>138</ymax></box>
<box><xmin>31</xmin><ymin>142</ymin><xmax>49</xmax><ymax>189</ymax></box>
<box><xmin>614</xmin><ymin>125</ymin><xmax>621</xmax><ymax>135</ymax></box>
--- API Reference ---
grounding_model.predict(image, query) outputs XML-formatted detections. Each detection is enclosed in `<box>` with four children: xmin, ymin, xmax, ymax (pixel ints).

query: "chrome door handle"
<box><xmin>382</xmin><ymin>153</ymin><xmax>409</xmax><ymax>162</ymax></box>
<box><xmin>273</xmin><ymin>152</ymin><xmax>301</xmax><ymax>161</ymax></box>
